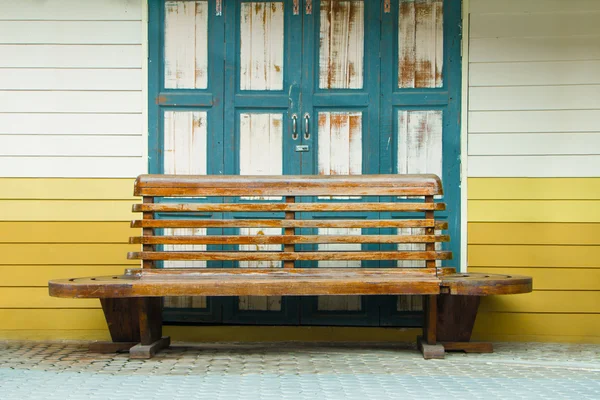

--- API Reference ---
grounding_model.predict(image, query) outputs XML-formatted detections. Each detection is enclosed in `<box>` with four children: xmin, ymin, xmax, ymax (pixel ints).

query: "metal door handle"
<box><xmin>291</xmin><ymin>114</ymin><xmax>298</xmax><ymax>140</ymax></box>
<box><xmin>304</xmin><ymin>113</ymin><xmax>310</xmax><ymax>140</ymax></box>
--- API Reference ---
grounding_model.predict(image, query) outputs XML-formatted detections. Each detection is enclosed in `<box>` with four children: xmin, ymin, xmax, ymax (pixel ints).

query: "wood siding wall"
<box><xmin>0</xmin><ymin>0</ymin><xmax>144</xmax><ymax>339</ymax></box>
<box><xmin>0</xmin><ymin>0</ymin><xmax>145</xmax><ymax>177</ymax></box>
<box><xmin>467</xmin><ymin>0</ymin><xmax>600</xmax><ymax>343</ymax></box>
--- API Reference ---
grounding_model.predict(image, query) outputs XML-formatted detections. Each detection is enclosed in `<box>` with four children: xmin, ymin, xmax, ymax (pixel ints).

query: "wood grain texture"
<box><xmin>130</xmin><ymin>234</ymin><xmax>450</xmax><ymax>245</ymax></box>
<box><xmin>239</xmin><ymin>2</ymin><xmax>284</xmax><ymax>91</ymax></box>
<box><xmin>319</xmin><ymin>0</ymin><xmax>364</xmax><ymax>89</ymax></box>
<box><xmin>127</xmin><ymin>250</ymin><xmax>452</xmax><ymax>261</ymax></box>
<box><xmin>133</xmin><ymin>202</ymin><xmax>446</xmax><ymax>212</ymax></box>
<box><xmin>164</xmin><ymin>1</ymin><xmax>208</xmax><ymax>89</ymax></box>
<box><xmin>398</xmin><ymin>0</ymin><xmax>443</xmax><ymax>88</ymax></box>
<box><xmin>134</xmin><ymin>174</ymin><xmax>444</xmax><ymax>196</ymax></box>
<box><xmin>131</xmin><ymin>219</ymin><xmax>448</xmax><ymax>229</ymax></box>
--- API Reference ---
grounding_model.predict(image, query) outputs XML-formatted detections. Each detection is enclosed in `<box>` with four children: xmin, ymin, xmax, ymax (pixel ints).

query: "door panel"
<box><xmin>300</xmin><ymin>0</ymin><xmax>381</xmax><ymax>325</ymax></box>
<box><xmin>398</xmin><ymin>0</ymin><xmax>444</xmax><ymax>88</ymax></box>
<box><xmin>379</xmin><ymin>0</ymin><xmax>461</xmax><ymax>325</ymax></box>
<box><xmin>318</xmin><ymin>0</ymin><xmax>365</xmax><ymax>89</ymax></box>
<box><xmin>223</xmin><ymin>0</ymin><xmax>301</xmax><ymax>323</ymax></box>
<box><xmin>150</xmin><ymin>0</ymin><xmax>226</xmax><ymax>324</ymax></box>
<box><xmin>240</xmin><ymin>2</ymin><xmax>285</xmax><ymax>91</ymax></box>
<box><xmin>164</xmin><ymin>0</ymin><xmax>209</xmax><ymax>89</ymax></box>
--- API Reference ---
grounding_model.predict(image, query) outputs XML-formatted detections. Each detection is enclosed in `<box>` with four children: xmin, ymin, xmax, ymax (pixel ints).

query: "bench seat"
<box><xmin>49</xmin><ymin>269</ymin><xmax>530</xmax><ymax>298</ymax></box>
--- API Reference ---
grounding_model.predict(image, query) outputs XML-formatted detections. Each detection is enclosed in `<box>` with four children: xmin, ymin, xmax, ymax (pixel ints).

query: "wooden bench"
<box><xmin>49</xmin><ymin>174</ymin><xmax>532</xmax><ymax>359</ymax></box>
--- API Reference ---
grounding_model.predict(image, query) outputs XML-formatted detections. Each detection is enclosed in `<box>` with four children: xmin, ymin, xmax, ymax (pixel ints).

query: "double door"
<box><xmin>149</xmin><ymin>0</ymin><xmax>460</xmax><ymax>326</ymax></box>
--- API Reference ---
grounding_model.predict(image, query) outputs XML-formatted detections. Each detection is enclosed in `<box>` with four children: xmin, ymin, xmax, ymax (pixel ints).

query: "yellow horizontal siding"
<box><xmin>468</xmin><ymin>200</ymin><xmax>600</xmax><ymax>222</ymax></box>
<box><xmin>0</xmin><ymin>309</ymin><xmax>108</xmax><ymax>330</ymax></box>
<box><xmin>473</xmin><ymin>313</ymin><xmax>600</xmax><ymax>341</ymax></box>
<box><xmin>478</xmin><ymin>291</ymin><xmax>600</xmax><ymax>313</ymax></box>
<box><xmin>0</xmin><ymin>265</ymin><xmax>128</xmax><ymax>286</ymax></box>
<box><xmin>469</xmin><ymin>245</ymin><xmax>600</xmax><ymax>267</ymax></box>
<box><xmin>0</xmin><ymin>244</ymin><xmax>138</xmax><ymax>265</ymax></box>
<box><xmin>0</xmin><ymin>222</ymin><xmax>135</xmax><ymax>243</ymax></box>
<box><xmin>0</xmin><ymin>288</ymin><xmax>100</xmax><ymax>308</ymax></box>
<box><xmin>468</xmin><ymin>222</ymin><xmax>600</xmax><ymax>245</ymax></box>
<box><xmin>468</xmin><ymin>178</ymin><xmax>600</xmax><ymax>200</ymax></box>
<box><xmin>467</xmin><ymin>177</ymin><xmax>599</xmax><ymax>343</ymax></box>
<box><xmin>0</xmin><ymin>178</ymin><xmax>136</xmax><ymax>200</ymax></box>
<box><xmin>0</xmin><ymin>200</ymin><xmax>137</xmax><ymax>221</ymax></box>
<box><xmin>468</xmin><ymin>267</ymin><xmax>600</xmax><ymax>291</ymax></box>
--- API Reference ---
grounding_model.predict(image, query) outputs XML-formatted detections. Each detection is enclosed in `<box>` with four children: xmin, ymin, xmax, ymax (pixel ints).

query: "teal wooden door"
<box><xmin>148</xmin><ymin>0</ymin><xmax>461</xmax><ymax>327</ymax></box>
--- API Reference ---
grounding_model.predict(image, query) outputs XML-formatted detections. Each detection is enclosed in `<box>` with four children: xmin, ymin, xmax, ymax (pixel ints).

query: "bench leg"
<box><xmin>418</xmin><ymin>295</ymin><xmax>445</xmax><ymax>359</ymax></box>
<box><xmin>90</xmin><ymin>298</ymin><xmax>141</xmax><ymax>354</ymax></box>
<box><xmin>129</xmin><ymin>297</ymin><xmax>170</xmax><ymax>359</ymax></box>
<box><xmin>437</xmin><ymin>295</ymin><xmax>493</xmax><ymax>354</ymax></box>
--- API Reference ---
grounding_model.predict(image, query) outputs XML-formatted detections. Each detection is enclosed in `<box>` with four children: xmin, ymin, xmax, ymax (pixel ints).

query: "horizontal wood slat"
<box><xmin>127</xmin><ymin>251</ymin><xmax>452</xmax><ymax>261</ymax></box>
<box><xmin>133</xmin><ymin>202</ymin><xmax>446</xmax><ymax>212</ymax></box>
<box><xmin>130</xmin><ymin>234</ymin><xmax>450</xmax><ymax>245</ymax></box>
<box><xmin>131</xmin><ymin>219</ymin><xmax>448</xmax><ymax>229</ymax></box>
<box><xmin>134</xmin><ymin>174</ymin><xmax>443</xmax><ymax>197</ymax></box>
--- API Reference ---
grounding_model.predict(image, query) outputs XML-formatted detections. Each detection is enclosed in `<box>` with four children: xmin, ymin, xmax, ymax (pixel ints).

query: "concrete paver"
<box><xmin>0</xmin><ymin>341</ymin><xmax>599</xmax><ymax>399</ymax></box>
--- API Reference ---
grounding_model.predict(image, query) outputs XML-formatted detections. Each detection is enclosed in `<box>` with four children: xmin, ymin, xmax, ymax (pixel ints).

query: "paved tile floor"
<box><xmin>0</xmin><ymin>341</ymin><xmax>599</xmax><ymax>399</ymax></box>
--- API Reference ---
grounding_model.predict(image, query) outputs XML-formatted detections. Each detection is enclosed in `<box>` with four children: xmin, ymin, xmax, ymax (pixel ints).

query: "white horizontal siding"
<box><xmin>470</xmin><ymin>37</ymin><xmax>600</xmax><ymax>62</ymax></box>
<box><xmin>468</xmin><ymin>156</ymin><xmax>600</xmax><ymax>178</ymax></box>
<box><xmin>0</xmin><ymin>91</ymin><xmax>141</xmax><ymax>113</ymax></box>
<box><xmin>0</xmin><ymin>136</ymin><xmax>143</xmax><ymax>157</ymax></box>
<box><xmin>470</xmin><ymin>12</ymin><xmax>600</xmax><ymax>38</ymax></box>
<box><xmin>469</xmin><ymin>110</ymin><xmax>600</xmax><ymax>133</ymax></box>
<box><xmin>469</xmin><ymin>86</ymin><xmax>600</xmax><ymax>111</ymax></box>
<box><xmin>470</xmin><ymin>0</ymin><xmax>600</xmax><ymax>14</ymax></box>
<box><xmin>0</xmin><ymin>45</ymin><xmax>142</xmax><ymax>68</ymax></box>
<box><xmin>0</xmin><ymin>157</ymin><xmax>145</xmax><ymax>178</ymax></box>
<box><xmin>468</xmin><ymin>1</ymin><xmax>600</xmax><ymax>178</ymax></box>
<box><xmin>0</xmin><ymin>69</ymin><xmax>142</xmax><ymax>90</ymax></box>
<box><xmin>0</xmin><ymin>0</ymin><xmax>141</xmax><ymax>20</ymax></box>
<box><xmin>0</xmin><ymin>21</ymin><xmax>141</xmax><ymax>45</ymax></box>
<box><xmin>469</xmin><ymin>61</ymin><xmax>600</xmax><ymax>87</ymax></box>
<box><xmin>0</xmin><ymin>0</ymin><xmax>144</xmax><ymax>178</ymax></box>
<box><xmin>469</xmin><ymin>133</ymin><xmax>600</xmax><ymax>156</ymax></box>
<box><xmin>0</xmin><ymin>114</ymin><xmax>142</xmax><ymax>135</ymax></box>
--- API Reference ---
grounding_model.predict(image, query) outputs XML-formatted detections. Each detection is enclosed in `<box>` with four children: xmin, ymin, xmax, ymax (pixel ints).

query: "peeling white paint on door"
<box><xmin>398</xmin><ymin>0</ymin><xmax>443</xmax><ymax>88</ymax></box>
<box><xmin>318</xmin><ymin>111</ymin><xmax>362</xmax><ymax>199</ymax></box>
<box><xmin>238</xmin><ymin>227</ymin><xmax>283</xmax><ymax>311</ymax></box>
<box><xmin>317</xmin><ymin>227</ymin><xmax>362</xmax><ymax>311</ymax></box>
<box><xmin>319</xmin><ymin>0</ymin><xmax>364</xmax><ymax>89</ymax></box>
<box><xmin>397</xmin><ymin>110</ymin><xmax>442</xmax><ymax>177</ymax></box>
<box><xmin>164</xmin><ymin>0</ymin><xmax>208</xmax><ymax>89</ymax></box>
<box><xmin>240</xmin><ymin>112</ymin><xmax>283</xmax><ymax>200</ymax></box>
<box><xmin>163</xmin><ymin>111</ymin><xmax>208</xmax><ymax>175</ymax></box>
<box><xmin>240</xmin><ymin>2</ymin><xmax>285</xmax><ymax>91</ymax></box>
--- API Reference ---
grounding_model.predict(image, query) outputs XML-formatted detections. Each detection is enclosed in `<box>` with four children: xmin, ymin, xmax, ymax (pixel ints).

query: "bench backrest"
<box><xmin>128</xmin><ymin>174</ymin><xmax>450</xmax><ymax>271</ymax></box>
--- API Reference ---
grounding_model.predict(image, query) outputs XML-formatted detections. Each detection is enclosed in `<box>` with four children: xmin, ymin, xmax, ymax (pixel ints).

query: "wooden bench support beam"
<box><xmin>436</xmin><ymin>294</ymin><xmax>493</xmax><ymax>353</ymax></box>
<box><xmin>419</xmin><ymin>295</ymin><xmax>445</xmax><ymax>359</ymax></box>
<box><xmin>130</xmin><ymin>297</ymin><xmax>169</xmax><ymax>359</ymax></box>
